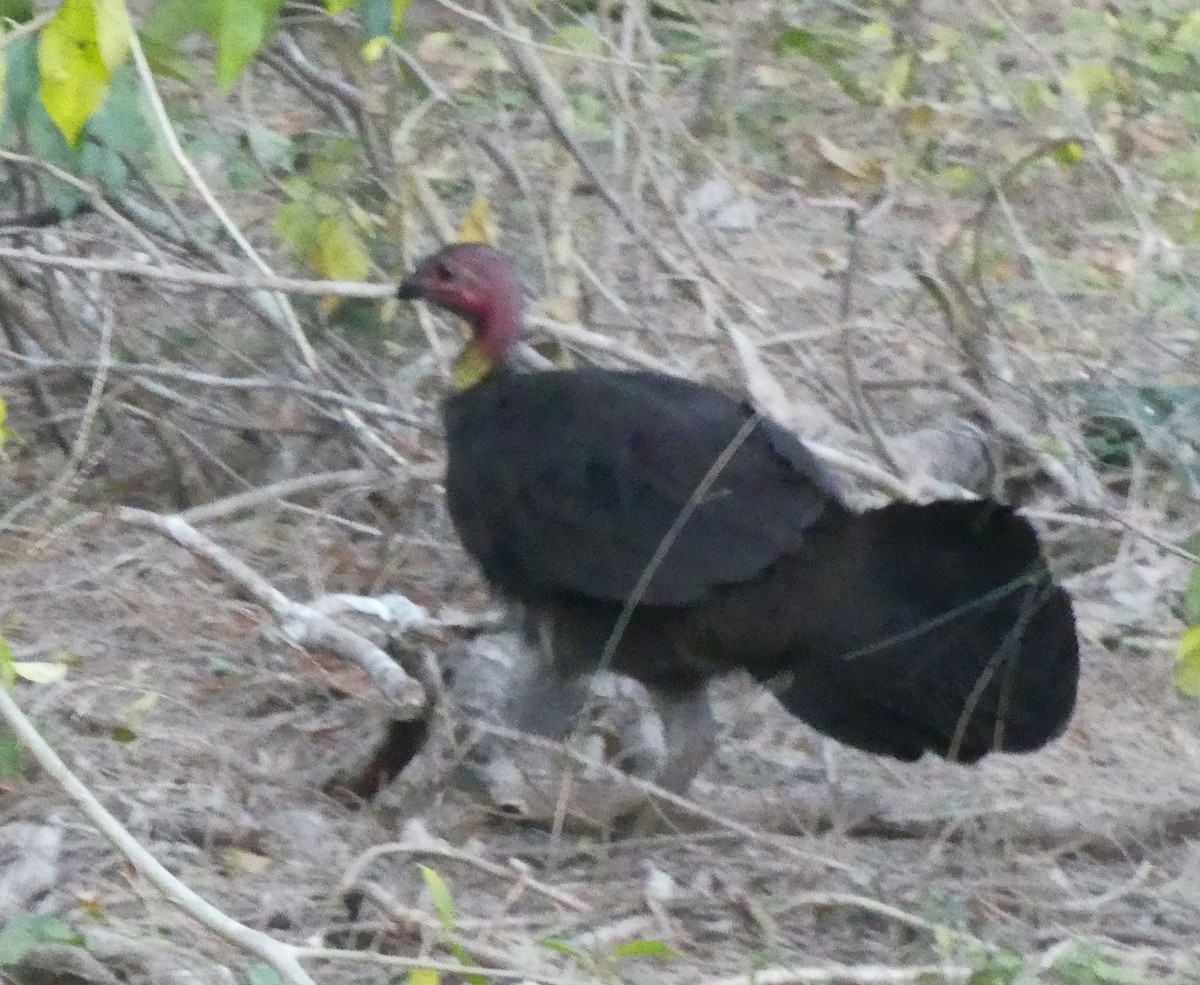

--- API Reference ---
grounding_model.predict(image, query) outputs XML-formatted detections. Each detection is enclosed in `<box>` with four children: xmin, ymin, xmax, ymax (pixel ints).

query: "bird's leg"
<box><xmin>506</xmin><ymin>608</ymin><xmax>593</xmax><ymax>740</ymax></box>
<box><xmin>651</xmin><ymin>687</ymin><xmax>717</xmax><ymax>794</ymax></box>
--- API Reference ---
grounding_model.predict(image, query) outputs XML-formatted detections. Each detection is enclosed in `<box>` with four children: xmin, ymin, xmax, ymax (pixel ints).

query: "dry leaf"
<box><xmin>811</xmin><ymin>134</ymin><xmax>885</xmax><ymax>183</ymax></box>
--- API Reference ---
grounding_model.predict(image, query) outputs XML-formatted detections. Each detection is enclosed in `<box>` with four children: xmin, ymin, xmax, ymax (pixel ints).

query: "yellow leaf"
<box><xmin>880</xmin><ymin>53</ymin><xmax>911</xmax><ymax>108</ymax></box>
<box><xmin>0</xmin><ymin>396</ymin><xmax>14</xmax><ymax>456</ymax></box>
<box><xmin>812</xmin><ymin>134</ymin><xmax>885</xmax><ymax>183</ymax></box>
<box><xmin>922</xmin><ymin>25</ymin><xmax>959</xmax><ymax>65</ymax></box>
<box><xmin>456</xmin><ymin>197</ymin><xmax>495</xmax><ymax>245</ymax></box>
<box><xmin>1175</xmin><ymin>10</ymin><xmax>1200</xmax><ymax>55</ymax></box>
<box><xmin>311</xmin><ymin>215</ymin><xmax>371</xmax><ymax>315</ymax></box>
<box><xmin>312</xmin><ymin>216</ymin><xmax>371</xmax><ymax>281</ymax></box>
<box><xmin>13</xmin><ymin>662</ymin><xmax>68</xmax><ymax>685</ymax></box>
<box><xmin>1062</xmin><ymin>63</ymin><xmax>1113</xmax><ymax>104</ymax></box>
<box><xmin>362</xmin><ymin>36</ymin><xmax>387</xmax><ymax>64</ymax></box>
<box><xmin>859</xmin><ymin>21</ymin><xmax>892</xmax><ymax>45</ymax></box>
<box><xmin>1175</xmin><ymin>626</ymin><xmax>1200</xmax><ymax>697</ymax></box>
<box><xmin>454</xmin><ymin>340</ymin><xmax>493</xmax><ymax>391</ymax></box>
<box><xmin>408</xmin><ymin>969</ymin><xmax>439</xmax><ymax>985</ymax></box>
<box><xmin>937</xmin><ymin>164</ymin><xmax>977</xmax><ymax>193</ymax></box>
<box><xmin>903</xmin><ymin>104</ymin><xmax>936</xmax><ymax>137</ymax></box>
<box><xmin>220</xmin><ymin>847</ymin><xmax>272</xmax><ymax>876</ymax></box>
<box><xmin>93</xmin><ymin>0</ymin><xmax>132</xmax><ymax>72</ymax></box>
<box><xmin>393</xmin><ymin>0</ymin><xmax>411</xmax><ymax>30</ymax></box>
<box><xmin>124</xmin><ymin>692</ymin><xmax>159</xmax><ymax>716</ymax></box>
<box><xmin>38</xmin><ymin>0</ymin><xmax>112</xmax><ymax>146</ymax></box>
<box><xmin>75</xmin><ymin>894</ymin><xmax>106</xmax><ymax>919</ymax></box>
<box><xmin>1053</xmin><ymin>140</ymin><xmax>1084</xmax><ymax>166</ymax></box>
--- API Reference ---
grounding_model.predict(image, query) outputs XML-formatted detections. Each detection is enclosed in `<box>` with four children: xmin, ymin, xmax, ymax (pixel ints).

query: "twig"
<box><xmin>0</xmin><ymin>245</ymin><xmax>395</xmax><ymax>297</ymax></box>
<box><xmin>435</xmin><ymin>0</ymin><xmax>648</xmax><ymax>68</ymax></box>
<box><xmin>116</xmin><ymin>507</ymin><xmax>426</xmax><ymax>717</ymax></box>
<box><xmin>288</xmin><ymin>946</ymin><xmax>587</xmax><ymax>983</ymax></box>
<box><xmin>525</xmin><ymin>315</ymin><xmax>675</xmax><ymax>372</ymax></box>
<box><xmin>342</xmin><ymin>824</ymin><xmax>588</xmax><ymax>912</ymax></box>
<box><xmin>704</xmin><ymin>963</ymin><xmax>972</xmax><ymax>985</ymax></box>
<box><xmin>838</xmin><ymin>203</ymin><xmax>901</xmax><ymax>474</ymax></box>
<box><xmin>179</xmin><ymin>468</ymin><xmax>381</xmax><ymax>524</ymax></box>
<box><xmin>943</xmin><ymin>375</ymin><xmax>1089</xmax><ymax>503</ymax></box>
<box><xmin>0</xmin><ymin>354</ymin><xmax>428</xmax><ymax>426</ymax></box>
<box><xmin>0</xmin><ymin>151</ymin><xmax>166</xmax><ymax>259</ymax></box>
<box><xmin>477</xmin><ymin>721</ymin><xmax>865</xmax><ymax>879</ymax></box>
<box><xmin>127</xmin><ymin>32</ymin><xmax>318</xmax><ymax>371</ymax></box>
<box><xmin>0</xmin><ymin>685</ymin><xmax>317</xmax><ymax>985</ymax></box>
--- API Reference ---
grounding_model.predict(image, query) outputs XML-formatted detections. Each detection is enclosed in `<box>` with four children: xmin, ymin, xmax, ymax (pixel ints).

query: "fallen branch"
<box><xmin>117</xmin><ymin>507</ymin><xmax>426</xmax><ymax>717</ymax></box>
<box><xmin>704</xmin><ymin>963</ymin><xmax>972</xmax><ymax>985</ymax></box>
<box><xmin>0</xmin><ymin>685</ymin><xmax>317</xmax><ymax>985</ymax></box>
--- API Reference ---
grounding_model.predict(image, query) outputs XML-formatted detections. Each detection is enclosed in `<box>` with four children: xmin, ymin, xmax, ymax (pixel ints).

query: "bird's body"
<box><xmin>400</xmin><ymin>243</ymin><xmax>1079</xmax><ymax>773</ymax></box>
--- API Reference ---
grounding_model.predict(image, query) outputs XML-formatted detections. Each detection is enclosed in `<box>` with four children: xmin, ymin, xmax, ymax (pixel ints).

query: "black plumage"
<box><xmin>399</xmin><ymin>244</ymin><xmax>1079</xmax><ymax>767</ymax></box>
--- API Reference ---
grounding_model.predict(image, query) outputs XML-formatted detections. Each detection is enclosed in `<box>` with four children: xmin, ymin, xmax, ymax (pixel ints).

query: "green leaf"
<box><xmin>775</xmin><ymin>28</ymin><xmax>867</xmax><ymax>103</ymax></box>
<box><xmin>38</xmin><ymin>0</ymin><xmax>114</xmax><ymax>145</ymax></box>
<box><xmin>245</xmin><ymin>965</ymin><xmax>282</xmax><ymax>985</ymax></box>
<box><xmin>539</xmin><ymin>938</ymin><xmax>590</xmax><ymax>962</ymax></box>
<box><xmin>359</xmin><ymin>0</ymin><xmax>390</xmax><ymax>40</ymax></box>
<box><xmin>0</xmin><ymin>637</ymin><xmax>15</xmax><ymax>690</ymax></box>
<box><xmin>246</xmin><ymin>963</ymin><xmax>284</xmax><ymax>985</ymax></box>
<box><xmin>138</xmin><ymin>35</ymin><xmax>196</xmax><ymax>82</ymax></box>
<box><xmin>0</xmin><ymin>915</ymin><xmax>84</xmax><ymax>966</ymax></box>
<box><xmin>549</xmin><ymin>25</ymin><xmax>603</xmax><ymax>54</ymax></box>
<box><xmin>1176</xmin><ymin>626</ymin><xmax>1200</xmax><ymax>697</ymax></box>
<box><xmin>0</xmin><ymin>0</ymin><xmax>34</xmax><ymax>23</ymax></box>
<box><xmin>143</xmin><ymin>0</ymin><xmax>281</xmax><ymax>91</ymax></box>
<box><xmin>610</xmin><ymin>938</ymin><xmax>679</xmax><ymax>959</ymax></box>
<box><xmin>141</xmin><ymin>0</ymin><xmax>216</xmax><ymax>45</ymax></box>
<box><xmin>215</xmin><ymin>0</ymin><xmax>284</xmax><ymax>91</ymax></box>
<box><xmin>25</xmin><ymin>100</ymin><xmax>87</xmax><ymax>211</ymax></box>
<box><xmin>1183</xmin><ymin>566</ymin><xmax>1200</xmax><ymax>625</ymax></box>
<box><xmin>418</xmin><ymin>865</ymin><xmax>456</xmax><ymax>931</ymax></box>
<box><xmin>2</xmin><ymin>36</ymin><xmax>40</xmax><ymax>132</ymax></box>
<box><xmin>0</xmin><ymin>734</ymin><xmax>21</xmax><ymax>779</ymax></box>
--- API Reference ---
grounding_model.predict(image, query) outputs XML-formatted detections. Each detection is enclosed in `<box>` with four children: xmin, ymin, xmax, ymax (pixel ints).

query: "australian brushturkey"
<box><xmin>398</xmin><ymin>243</ymin><xmax>1078</xmax><ymax>779</ymax></box>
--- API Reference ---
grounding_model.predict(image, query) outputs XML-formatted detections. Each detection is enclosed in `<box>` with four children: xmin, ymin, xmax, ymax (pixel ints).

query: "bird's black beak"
<box><xmin>396</xmin><ymin>276</ymin><xmax>422</xmax><ymax>300</ymax></box>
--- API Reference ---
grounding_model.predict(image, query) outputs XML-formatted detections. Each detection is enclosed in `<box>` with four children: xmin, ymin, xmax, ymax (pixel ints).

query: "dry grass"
<box><xmin>1</xmin><ymin>0</ymin><xmax>1199</xmax><ymax>982</ymax></box>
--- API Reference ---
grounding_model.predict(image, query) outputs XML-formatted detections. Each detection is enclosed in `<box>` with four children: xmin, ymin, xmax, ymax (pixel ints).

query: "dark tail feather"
<box><xmin>777</xmin><ymin>500</ymin><xmax>1078</xmax><ymax>763</ymax></box>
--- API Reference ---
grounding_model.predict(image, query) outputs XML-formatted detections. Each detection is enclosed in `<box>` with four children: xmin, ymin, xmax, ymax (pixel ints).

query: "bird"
<box><xmin>397</xmin><ymin>242</ymin><xmax>1079</xmax><ymax>787</ymax></box>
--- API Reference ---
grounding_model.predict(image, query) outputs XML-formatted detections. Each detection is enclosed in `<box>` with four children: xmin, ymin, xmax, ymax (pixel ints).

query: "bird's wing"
<box><xmin>443</xmin><ymin>369</ymin><xmax>841</xmax><ymax>607</ymax></box>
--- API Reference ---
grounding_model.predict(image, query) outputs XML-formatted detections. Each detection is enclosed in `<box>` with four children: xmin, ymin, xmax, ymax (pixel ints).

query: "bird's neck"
<box><xmin>474</xmin><ymin>289</ymin><xmax>524</xmax><ymax>366</ymax></box>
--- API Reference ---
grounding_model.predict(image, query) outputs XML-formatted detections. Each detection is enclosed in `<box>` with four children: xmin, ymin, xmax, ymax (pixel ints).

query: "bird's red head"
<box><xmin>397</xmin><ymin>243</ymin><xmax>524</xmax><ymax>364</ymax></box>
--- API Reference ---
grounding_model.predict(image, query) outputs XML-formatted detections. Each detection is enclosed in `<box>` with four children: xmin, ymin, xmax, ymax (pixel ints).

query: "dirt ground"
<box><xmin>2</xmin><ymin>1</ymin><xmax>1200</xmax><ymax>983</ymax></box>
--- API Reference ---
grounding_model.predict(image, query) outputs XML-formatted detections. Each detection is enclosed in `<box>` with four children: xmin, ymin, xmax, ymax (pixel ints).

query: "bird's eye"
<box><xmin>433</xmin><ymin>261</ymin><xmax>453</xmax><ymax>282</ymax></box>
